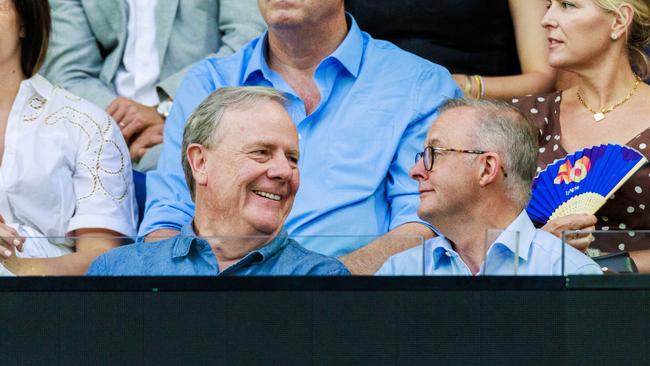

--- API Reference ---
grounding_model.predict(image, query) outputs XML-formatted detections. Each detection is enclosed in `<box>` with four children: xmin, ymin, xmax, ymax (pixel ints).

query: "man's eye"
<box><xmin>561</xmin><ymin>1</ymin><xmax>575</xmax><ymax>8</ymax></box>
<box><xmin>249</xmin><ymin>150</ymin><xmax>270</xmax><ymax>159</ymax></box>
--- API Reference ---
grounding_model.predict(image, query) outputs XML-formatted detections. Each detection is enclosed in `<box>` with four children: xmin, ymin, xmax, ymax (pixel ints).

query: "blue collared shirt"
<box><xmin>376</xmin><ymin>211</ymin><xmax>602</xmax><ymax>276</ymax></box>
<box><xmin>139</xmin><ymin>15</ymin><xmax>462</xmax><ymax>257</ymax></box>
<box><xmin>87</xmin><ymin>224</ymin><xmax>350</xmax><ymax>276</ymax></box>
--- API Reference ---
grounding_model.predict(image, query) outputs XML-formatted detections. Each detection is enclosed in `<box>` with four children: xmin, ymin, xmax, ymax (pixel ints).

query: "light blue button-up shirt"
<box><xmin>139</xmin><ymin>15</ymin><xmax>461</xmax><ymax>257</ymax></box>
<box><xmin>376</xmin><ymin>211</ymin><xmax>602</xmax><ymax>276</ymax></box>
<box><xmin>87</xmin><ymin>224</ymin><xmax>350</xmax><ymax>276</ymax></box>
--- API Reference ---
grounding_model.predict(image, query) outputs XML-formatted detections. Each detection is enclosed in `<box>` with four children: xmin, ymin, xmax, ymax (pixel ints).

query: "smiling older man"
<box><xmin>87</xmin><ymin>87</ymin><xmax>349</xmax><ymax>276</ymax></box>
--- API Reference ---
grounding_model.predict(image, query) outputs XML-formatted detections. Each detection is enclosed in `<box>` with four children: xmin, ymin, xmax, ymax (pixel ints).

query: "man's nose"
<box><xmin>267</xmin><ymin>154</ymin><xmax>294</xmax><ymax>180</ymax></box>
<box><xmin>409</xmin><ymin>158</ymin><xmax>428</xmax><ymax>182</ymax></box>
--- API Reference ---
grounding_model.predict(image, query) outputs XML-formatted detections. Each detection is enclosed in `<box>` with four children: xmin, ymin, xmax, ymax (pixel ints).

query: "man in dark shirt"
<box><xmin>87</xmin><ymin>87</ymin><xmax>349</xmax><ymax>276</ymax></box>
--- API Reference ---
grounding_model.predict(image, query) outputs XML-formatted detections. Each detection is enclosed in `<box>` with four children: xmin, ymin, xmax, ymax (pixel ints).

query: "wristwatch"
<box><xmin>156</xmin><ymin>100</ymin><xmax>173</xmax><ymax>119</ymax></box>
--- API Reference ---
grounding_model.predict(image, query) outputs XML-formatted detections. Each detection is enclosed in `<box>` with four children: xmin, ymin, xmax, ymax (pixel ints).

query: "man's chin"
<box><xmin>417</xmin><ymin>207</ymin><xmax>438</xmax><ymax>224</ymax></box>
<box><xmin>248</xmin><ymin>219</ymin><xmax>283</xmax><ymax>238</ymax></box>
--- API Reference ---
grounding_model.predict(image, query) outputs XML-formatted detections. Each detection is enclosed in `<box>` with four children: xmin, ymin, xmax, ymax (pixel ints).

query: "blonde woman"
<box><xmin>513</xmin><ymin>0</ymin><xmax>650</xmax><ymax>271</ymax></box>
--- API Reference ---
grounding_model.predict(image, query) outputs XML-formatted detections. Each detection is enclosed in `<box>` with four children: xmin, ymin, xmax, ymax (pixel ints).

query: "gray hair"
<box><xmin>182</xmin><ymin>86</ymin><xmax>287</xmax><ymax>200</ymax></box>
<box><xmin>439</xmin><ymin>98</ymin><xmax>538</xmax><ymax>208</ymax></box>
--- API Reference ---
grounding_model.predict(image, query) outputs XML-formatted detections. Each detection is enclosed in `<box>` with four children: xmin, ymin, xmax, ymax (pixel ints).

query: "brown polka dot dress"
<box><xmin>513</xmin><ymin>92</ymin><xmax>650</xmax><ymax>252</ymax></box>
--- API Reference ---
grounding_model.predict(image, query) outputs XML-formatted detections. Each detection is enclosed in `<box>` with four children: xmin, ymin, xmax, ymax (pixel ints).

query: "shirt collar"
<box><xmin>488</xmin><ymin>210</ymin><xmax>535</xmax><ymax>261</ymax></box>
<box><xmin>326</xmin><ymin>13</ymin><xmax>364</xmax><ymax>78</ymax></box>
<box><xmin>25</xmin><ymin>74</ymin><xmax>53</xmax><ymax>100</ymax></box>
<box><xmin>170</xmin><ymin>222</ymin><xmax>198</xmax><ymax>258</ymax></box>
<box><xmin>171</xmin><ymin>222</ymin><xmax>290</xmax><ymax>262</ymax></box>
<box><xmin>430</xmin><ymin>236</ymin><xmax>457</xmax><ymax>266</ymax></box>
<box><xmin>428</xmin><ymin>210</ymin><xmax>535</xmax><ymax>264</ymax></box>
<box><xmin>242</xmin><ymin>13</ymin><xmax>364</xmax><ymax>83</ymax></box>
<box><xmin>243</xmin><ymin>34</ymin><xmax>272</xmax><ymax>84</ymax></box>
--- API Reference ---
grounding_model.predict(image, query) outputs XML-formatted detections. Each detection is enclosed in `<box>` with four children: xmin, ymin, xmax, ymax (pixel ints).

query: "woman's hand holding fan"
<box><xmin>542</xmin><ymin>213</ymin><xmax>597</xmax><ymax>251</ymax></box>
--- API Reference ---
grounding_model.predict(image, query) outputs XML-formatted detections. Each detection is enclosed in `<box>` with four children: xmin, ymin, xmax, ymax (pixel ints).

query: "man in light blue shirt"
<box><xmin>377</xmin><ymin>99</ymin><xmax>601</xmax><ymax>276</ymax></box>
<box><xmin>88</xmin><ymin>87</ymin><xmax>348</xmax><ymax>276</ymax></box>
<box><xmin>140</xmin><ymin>0</ymin><xmax>461</xmax><ymax>274</ymax></box>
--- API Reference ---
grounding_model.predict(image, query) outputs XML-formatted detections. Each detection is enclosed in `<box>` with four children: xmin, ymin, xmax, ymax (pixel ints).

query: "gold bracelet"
<box><xmin>472</xmin><ymin>75</ymin><xmax>483</xmax><ymax>99</ymax></box>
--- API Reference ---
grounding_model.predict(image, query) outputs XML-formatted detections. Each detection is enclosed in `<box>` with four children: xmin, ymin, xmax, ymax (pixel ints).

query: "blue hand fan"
<box><xmin>526</xmin><ymin>143</ymin><xmax>648</xmax><ymax>224</ymax></box>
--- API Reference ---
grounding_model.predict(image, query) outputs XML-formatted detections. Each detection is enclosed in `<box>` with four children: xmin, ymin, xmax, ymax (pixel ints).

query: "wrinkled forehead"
<box><xmin>222</xmin><ymin>102</ymin><xmax>299</xmax><ymax>150</ymax></box>
<box><xmin>426</xmin><ymin>107</ymin><xmax>478</xmax><ymax>147</ymax></box>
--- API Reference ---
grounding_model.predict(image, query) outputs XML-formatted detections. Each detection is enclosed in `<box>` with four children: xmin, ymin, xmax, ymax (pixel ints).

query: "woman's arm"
<box><xmin>629</xmin><ymin>249</ymin><xmax>650</xmax><ymax>273</ymax></box>
<box><xmin>3</xmin><ymin>229</ymin><xmax>126</xmax><ymax>276</ymax></box>
<box><xmin>454</xmin><ymin>0</ymin><xmax>556</xmax><ymax>100</ymax></box>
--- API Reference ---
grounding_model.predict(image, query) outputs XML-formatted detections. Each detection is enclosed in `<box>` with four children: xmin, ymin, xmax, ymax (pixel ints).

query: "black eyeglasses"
<box><xmin>415</xmin><ymin>146</ymin><xmax>508</xmax><ymax>177</ymax></box>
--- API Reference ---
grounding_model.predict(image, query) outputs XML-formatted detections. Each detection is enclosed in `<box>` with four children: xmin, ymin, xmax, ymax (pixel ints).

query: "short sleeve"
<box><xmin>66</xmin><ymin>100</ymin><xmax>138</xmax><ymax>237</ymax></box>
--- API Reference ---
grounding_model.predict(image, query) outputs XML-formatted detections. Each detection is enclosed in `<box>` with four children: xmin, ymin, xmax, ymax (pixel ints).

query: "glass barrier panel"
<box><xmin>562</xmin><ymin>230</ymin><xmax>650</xmax><ymax>275</ymax></box>
<box><xmin>290</xmin><ymin>234</ymin><xmax>425</xmax><ymax>276</ymax></box>
<box><xmin>0</xmin><ymin>234</ymin><xmax>425</xmax><ymax>277</ymax></box>
<box><xmin>483</xmin><ymin>229</ymin><xmax>520</xmax><ymax>276</ymax></box>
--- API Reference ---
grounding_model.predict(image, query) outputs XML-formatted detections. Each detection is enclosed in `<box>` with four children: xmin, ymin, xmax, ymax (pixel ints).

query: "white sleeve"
<box><xmin>66</xmin><ymin>103</ymin><xmax>138</xmax><ymax>237</ymax></box>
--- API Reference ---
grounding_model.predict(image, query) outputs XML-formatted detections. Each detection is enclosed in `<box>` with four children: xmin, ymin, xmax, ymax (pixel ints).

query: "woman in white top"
<box><xmin>0</xmin><ymin>0</ymin><xmax>137</xmax><ymax>275</ymax></box>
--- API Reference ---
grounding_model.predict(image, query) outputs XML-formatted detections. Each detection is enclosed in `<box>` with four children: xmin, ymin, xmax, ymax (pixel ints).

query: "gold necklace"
<box><xmin>576</xmin><ymin>75</ymin><xmax>641</xmax><ymax>122</ymax></box>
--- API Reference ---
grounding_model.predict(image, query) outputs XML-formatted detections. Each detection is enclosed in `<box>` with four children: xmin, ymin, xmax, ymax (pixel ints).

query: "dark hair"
<box><xmin>13</xmin><ymin>0</ymin><xmax>51</xmax><ymax>77</ymax></box>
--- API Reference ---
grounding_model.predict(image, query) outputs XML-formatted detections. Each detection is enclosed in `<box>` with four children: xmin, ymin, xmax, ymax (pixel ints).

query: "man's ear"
<box><xmin>610</xmin><ymin>3</ymin><xmax>635</xmax><ymax>39</ymax></box>
<box><xmin>478</xmin><ymin>152</ymin><xmax>501</xmax><ymax>188</ymax></box>
<box><xmin>186</xmin><ymin>143</ymin><xmax>208</xmax><ymax>187</ymax></box>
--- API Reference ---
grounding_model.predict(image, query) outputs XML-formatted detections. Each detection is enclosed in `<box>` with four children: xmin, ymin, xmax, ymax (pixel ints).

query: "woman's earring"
<box><xmin>611</xmin><ymin>32</ymin><xmax>618</xmax><ymax>40</ymax></box>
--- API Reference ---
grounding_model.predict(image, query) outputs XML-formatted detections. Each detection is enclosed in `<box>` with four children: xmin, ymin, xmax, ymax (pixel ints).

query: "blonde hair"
<box><xmin>593</xmin><ymin>0</ymin><xmax>650</xmax><ymax>78</ymax></box>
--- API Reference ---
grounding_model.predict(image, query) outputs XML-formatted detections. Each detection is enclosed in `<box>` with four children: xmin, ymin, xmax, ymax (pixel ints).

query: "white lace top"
<box><xmin>0</xmin><ymin>75</ymin><xmax>137</xmax><ymax>257</ymax></box>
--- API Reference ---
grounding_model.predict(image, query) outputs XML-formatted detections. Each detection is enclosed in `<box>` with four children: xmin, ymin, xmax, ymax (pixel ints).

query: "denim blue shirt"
<box><xmin>87</xmin><ymin>224</ymin><xmax>350</xmax><ymax>276</ymax></box>
<box><xmin>376</xmin><ymin>211</ymin><xmax>602</xmax><ymax>276</ymax></box>
<box><xmin>139</xmin><ymin>15</ymin><xmax>462</xmax><ymax>257</ymax></box>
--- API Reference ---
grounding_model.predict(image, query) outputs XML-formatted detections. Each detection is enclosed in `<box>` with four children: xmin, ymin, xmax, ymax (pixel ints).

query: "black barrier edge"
<box><xmin>0</xmin><ymin>276</ymin><xmax>576</xmax><ymax>292</ymax></box>
<box><xmin>566</xmin><ymin>275</ymin><xmax>650</xmax><ymax>289</ymax></box>
<box><xmin>2</xmin><ymin>275</ymin><xmax>648</xmax><ymax>292</ymax></box>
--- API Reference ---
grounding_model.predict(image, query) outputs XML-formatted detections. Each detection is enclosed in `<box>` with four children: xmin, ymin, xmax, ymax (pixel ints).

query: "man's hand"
<box><xmin>542</xmin><ymin>213</ymin><xmax>597</xmax><ymax>252</ymax></box>
<box><xmin>106</xmin><ymin>97</ymin><xmax>164</xmax><ymax>143</ymax></box>
<box><xmin>128</xmin><ymin>124</ymin><xmax>164</xmax><ymax>161</ymax></box>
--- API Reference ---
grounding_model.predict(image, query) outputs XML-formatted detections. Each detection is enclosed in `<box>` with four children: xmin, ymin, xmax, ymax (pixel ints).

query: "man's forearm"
<box><xmin>338</xmin><ymin>222</ymin><xmax>434</xmax><ymax>275</ymax></box>
<box><xmin>144</xmin><ymin>228</ymin><xmax>181</xmax><ymax>243</ymax></box>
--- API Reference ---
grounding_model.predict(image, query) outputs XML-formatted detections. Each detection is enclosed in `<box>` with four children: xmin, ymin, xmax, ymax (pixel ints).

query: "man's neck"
<box><xmin>192</xmin><ymin>206</ymin><xmax>277</xmax><ymax>270</ymax></box>
<box><xmin>434</xmin><ymin>199</ymin><xmax>521</xmax><ymax>275</ymax></box>
<box><xmin>266</xmin><ymin>12</ymin><xmax>348</xmax><ymax>74</ymax></box>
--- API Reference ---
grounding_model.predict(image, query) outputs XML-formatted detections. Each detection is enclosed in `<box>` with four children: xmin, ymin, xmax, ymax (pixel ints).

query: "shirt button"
<box><xmin>445</xmin><ymin>251</ymin><xmax>452</xmax><ymax>257</ymax></box>
<box><xmin>298</xmin><ymin>133</ymin><xmax>302</xmax><ymax>140</ymax></box>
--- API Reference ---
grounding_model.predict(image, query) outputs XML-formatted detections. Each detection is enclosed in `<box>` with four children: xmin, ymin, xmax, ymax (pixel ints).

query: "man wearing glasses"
<box><xmin>377</xmin><ymin>99</ymin><xmax>600</xmax><ymax>276</ymax></box>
